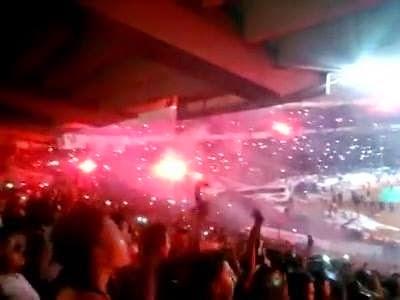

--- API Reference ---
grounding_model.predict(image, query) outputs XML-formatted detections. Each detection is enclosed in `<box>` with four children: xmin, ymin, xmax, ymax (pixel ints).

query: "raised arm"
<box><xmin>190</xmin><ymin>181</ymin><xmax>209</xmax><ymax>251</ymax></box>
<box><xmin>243</xmin><ymin>209</ymin><xmax>264</xmax><ymax>289</ymax></box>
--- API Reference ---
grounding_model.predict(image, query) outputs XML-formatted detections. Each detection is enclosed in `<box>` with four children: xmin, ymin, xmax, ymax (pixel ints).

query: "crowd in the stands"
<box><xmin>0</xmin><ymin>180</ymin><xmax>399</xmax><ymax>300</ymax></box>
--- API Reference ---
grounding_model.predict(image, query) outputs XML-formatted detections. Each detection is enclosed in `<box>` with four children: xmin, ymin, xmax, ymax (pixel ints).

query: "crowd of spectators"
<box><xmin>0</xmin><ymin>180</ymin><xmax>399</xmax><ymax>300</ymax></box>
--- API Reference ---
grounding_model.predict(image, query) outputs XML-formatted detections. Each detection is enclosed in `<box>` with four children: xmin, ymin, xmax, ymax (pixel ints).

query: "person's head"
<box><xmin>186</xmin><ymin>251</ymin><xmax>236</xmax><ymax>300</ymax></box>
<box><xmin>383</xmin><ymin>276</ymin><xmax>400</xmax><ymax>299</ymax></box>
<box><xmin>311</xmin><ymin>271</ymin><xmax>331</xmax><ymax>300</ymax></box>
<box><xmin>0</xmin><ymin>226</ymin><xmax>26</xmax><ymax>273</ymax></box>
<box><xmin>171</xmin><ymin>228</ymin><xmax>190</xmax><ymax>256</ymax></box>
<box><xmin>140</xmin><ymin>222</ymin><xmax>170</xmax><ymax>260</ymax></box>
<box><xmin>52</xmin><ymin>203</ymin><xmax>129</xmax><ymax>289</ymax></box>
<box><xmin>0</xmin><ymin>191</ymin><xmax>8</xmax><ymax>215</ymax></box>
<box><xmin>3</xmin><ymin>195</ymin><xmax>26</xmax><ymax>227</ymax></box>
<box><xmin>288</xmin><ymin>271</ymin><xmax>315</xmax><ymax>300</ymax></box>
<box><xmin>25</xmin><ymin>198</ymin><xmax>56</xmax><ymax>228</ymax></box>
<box><xmin>347</xmin><ymin>280</ymin><xmax>373</xmax><ymax>300</ymax></box>
<box><xmin>251</xmin><ymin>264</ymin><xmax>286</xmax><ymax>300</ymax></box>
<box><xmin>354</xmin><ymin>269</ymin><xmax>376</xmax><ymax>290</ymax></box>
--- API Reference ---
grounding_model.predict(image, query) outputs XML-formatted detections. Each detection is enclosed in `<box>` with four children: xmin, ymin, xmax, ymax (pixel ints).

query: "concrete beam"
<box><xmin>81</xmin><ymin>0</ymin><xmax>321</xmax><ymax>96</ymax></box>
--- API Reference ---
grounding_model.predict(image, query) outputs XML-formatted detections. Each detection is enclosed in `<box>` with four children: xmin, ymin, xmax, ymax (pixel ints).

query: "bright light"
<box><xmin>136</xmin><ymin>216</ymin><xmax>148</xmax><ymax>224</ymax></box>
<box><xmin>47</xmin><ymin>160</ymin><xmax>60</xmax><ymax>167</ymax></box>
<box><xmin>78</xmin><ymin>159</ymin><xmax>97</xmax><ymax>174</ymax></box>
<box><xmin>272</xmin><ymin>122</ymin><xmax>292</xmax><ymax>136</ymax></box>
<box><xmin>105</xmin><ymin>200</ymin><xmax>112</xmax><ymax>206</ymax></box>
<box><xmin>322</xmin><ymin>254</ymin><xmax>330</xmax><ymax>263</ymax></box>
<box><xmin>339</xmin><ymin>57</ymin><xmax>399</xmax><ymax>93</ymax></box>
<box><xmin>153</xmin><ymin>152</ymin><xmax>187</xmax><ymax>181</ymax></box>
<box><xmin>5</xmin><ymin>182</ymin><xmax>14</xmax><ymax>189</ymax></box>
<box><xmin>343</xmin><ymin>254</ymin><xmax>350</xmax><ymax>260</ymax></box>
<box><xmin>39</xmin><ymin>182</ymin><xmax>49</xmax><ymax>189</ymax></box>
<box><xmin>167</xmin><ymin>199</ymin><xmax>176</xmax><ymax>205</ymax></box>
<box><xmin>339</xmin><ymin>57</ymin><xmax>400</xmax><ymax>110</ymax></box>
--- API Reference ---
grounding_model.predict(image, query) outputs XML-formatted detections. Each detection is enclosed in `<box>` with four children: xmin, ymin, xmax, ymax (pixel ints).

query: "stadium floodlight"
<box><xmin>339</xmin><ymin>57</ymin><xmax>400</xmax><ymax>97</ymax></box>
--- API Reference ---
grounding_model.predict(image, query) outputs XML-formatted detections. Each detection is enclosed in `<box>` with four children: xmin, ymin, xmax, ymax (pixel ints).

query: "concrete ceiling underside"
<box><xmin>0</xmin><ymin>0</ymin><xmax>394</xmax><ymax>142</ymax></box>
<box><xmin>240</xmin><ymin>0</ymin><xmax>384</xmax><ymax>42</ymax></box>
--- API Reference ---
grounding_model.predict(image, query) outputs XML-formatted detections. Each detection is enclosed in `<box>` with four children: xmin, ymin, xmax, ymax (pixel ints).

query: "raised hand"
<box><xmin>252</xmin><ymin>209</ymin><xmax>264</xmax><ymax>225</ymax></box>
<box><xmin>194</xmin><ymin>181</ymin><xmax>209</xmax><ymax>204</ymax></box>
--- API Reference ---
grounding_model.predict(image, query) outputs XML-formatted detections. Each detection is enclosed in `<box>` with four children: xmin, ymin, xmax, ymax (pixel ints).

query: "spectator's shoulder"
<box><xmin>57</xmin><ymin>288</ymin><xmax>108</xmax><ymax>300</ymax></box>
<box><xmin>116</xmin><ymin>264</ymin><xmax>140</xmax><ymax>279</ymax></box>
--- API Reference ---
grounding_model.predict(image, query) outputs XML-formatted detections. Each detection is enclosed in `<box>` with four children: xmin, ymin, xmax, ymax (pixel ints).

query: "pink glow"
<box><xmin>153</xmin><ymin>151</ymin><xmax>188</xmax><ymax>182</ymax></box>
<box><xmin>191</xmin><ymin>172</ymin><xmax>204</xmax><ymax>181</ymax></box>
<box><xmin>272</xmin><ymin>121</ymin><xmax>292</xmax><ymax>136</ymax></box>
<box><xmin>78</xmin><ymin>159</ymin><xmax>97</xmax><ymax>174</ymax></box>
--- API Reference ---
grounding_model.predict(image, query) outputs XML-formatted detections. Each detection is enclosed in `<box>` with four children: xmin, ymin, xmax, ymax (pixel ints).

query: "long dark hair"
<box><xmin>52</xmin><ymin>203</ymin><xmax>106</xmax><ymax>291</ymax></box>
<box><xmin>287</xmin><ymin>271</ymin><xmax>314</xmax><ymax>300</ymax></box>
